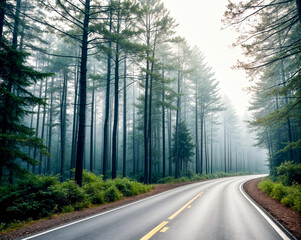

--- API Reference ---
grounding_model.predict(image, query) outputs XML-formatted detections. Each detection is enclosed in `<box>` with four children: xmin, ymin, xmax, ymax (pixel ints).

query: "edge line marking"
<box><xmin>239</xmin><ymin>182</ymin><xmax>291</xmax><ymax>240</ymax></box>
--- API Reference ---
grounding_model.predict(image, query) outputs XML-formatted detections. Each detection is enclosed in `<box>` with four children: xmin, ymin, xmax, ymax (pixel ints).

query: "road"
<box><xmin>21</xmin><ymin>175</ymin><xmax>292</xmax><ymax>240</ymax></box>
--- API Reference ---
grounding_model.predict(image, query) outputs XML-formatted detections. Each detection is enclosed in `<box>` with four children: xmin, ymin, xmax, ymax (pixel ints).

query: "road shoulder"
<box><xmin>244</xmin><ymin>178</ymin><xmax>301</xmax><ymax>240</ymax></box>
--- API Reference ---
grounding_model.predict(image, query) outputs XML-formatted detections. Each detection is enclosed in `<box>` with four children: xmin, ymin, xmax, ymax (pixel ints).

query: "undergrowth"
<box><xmin>0</xmin><ymin>171</ymin><xmax>153</xmax><ymax>231</ymax></box>
<box><xmin>258</xmin><ymin>162</ymin><xmax>301</xmax><ymax>213</ymax></box>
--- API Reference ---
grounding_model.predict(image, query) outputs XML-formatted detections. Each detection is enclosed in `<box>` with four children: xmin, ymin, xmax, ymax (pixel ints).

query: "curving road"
<box><xmin>21</xmin><ymin>175</ymin><xmax>293</xmax><ymax>240</ymax></box>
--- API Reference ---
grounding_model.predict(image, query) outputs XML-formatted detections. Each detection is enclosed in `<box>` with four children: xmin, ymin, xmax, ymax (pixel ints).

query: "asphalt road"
<box><xmin>21</xmin><ymin>175</ymin><xmax>292</xmax><ymax>240</ymax></box>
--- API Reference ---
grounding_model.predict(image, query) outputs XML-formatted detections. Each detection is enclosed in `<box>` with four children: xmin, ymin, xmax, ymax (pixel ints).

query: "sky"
<box><xmin>163</xmin><ymin>0</ymin><xmax>250</xmax><ymax>118</ymax></box>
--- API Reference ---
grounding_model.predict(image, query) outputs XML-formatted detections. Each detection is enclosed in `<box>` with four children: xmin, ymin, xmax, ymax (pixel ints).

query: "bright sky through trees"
<box><xmin>164</xmin><ymin>0</ymin><xmax>249</xmax><ymax>117</ymax></box>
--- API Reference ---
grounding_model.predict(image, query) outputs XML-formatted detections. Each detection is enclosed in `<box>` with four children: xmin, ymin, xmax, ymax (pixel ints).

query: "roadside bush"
<box><xmin>104</xmin><ymin>186</ymin><xmax>123</xmax><ymax>202</ymax></box>
<box><xmin>0</xmin><ymin>174</ymin><xmax>61</xmax><ymax>223</ymax></box>
<box><xmin>158</xmin><ymin>176</ymin><xmax>176</xmax><ymax>184</ymax></box>
<box><xmin>258</xmin><ymin>178</ymin><xmax>274</xmax><ymax>195</ymax></box>
<box><xmin>62</xmin><ymin>205</ymin><xmax>74</xmax><ymax>213</ymax></box>
<box><xmin>114</xmin><ymin>178</ymin><xmax>135</xmax><ymax>197</ymax></box>
<box><xmin>259</xmin><ymin>178</ymin><xmax>301</xmax><ymax>213</ymax></box>
<box><xmin>82</xmin><ymin>170</ymin><xmax>103</xmax><ymax>185</ymax></box>
<box><xmin>271</xmin><ymin>183</ymin><xmax>287</xmax><ymax>201</ymax></box>
<box><xmin>0</xmin><ymin>172</ymin><xmax>153</xmax><ymax>230</ymax></box>
<box><xmin>277</xmin><ymin>161</ymin><xmax>301</xmax><ymax>185</ymax></box>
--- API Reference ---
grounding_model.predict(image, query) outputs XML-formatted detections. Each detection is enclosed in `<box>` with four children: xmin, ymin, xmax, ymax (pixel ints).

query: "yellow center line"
<box><xmin>187</xmin><ymin>205</ymin><xmax>191</xmax><ymax>209</ymax></box>
<box><xmin>140</xmin><ymin>221</ymin><xmax>169</xmax><ymax>240</ymax></box>
<box><xmin>160</xmin><ymin>227</ymin><xmax>169</xmax><ymax>233</ymax></box>
<box><xmin>168</xmin><ymin>191</ymin><xmax>203</xmax><ymax>220</ymax></box>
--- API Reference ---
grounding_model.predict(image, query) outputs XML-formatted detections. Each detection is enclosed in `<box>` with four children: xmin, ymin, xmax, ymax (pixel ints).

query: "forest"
<box><xmin>0</xmin><ymin>0</ymin><xmax>270</xmax><ymax>188</ymax></box>
<box><xmin>1</xmin><ymin>0</ymin><xmax>301</xmax><ymax>234</ymax></box>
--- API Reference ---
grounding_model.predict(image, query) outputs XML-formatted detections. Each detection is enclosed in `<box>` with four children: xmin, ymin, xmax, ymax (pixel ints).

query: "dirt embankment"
<box><xmin>244</xmin><ymin>178</ymin><xmax>301</xmax><ymax>240</ymax></box>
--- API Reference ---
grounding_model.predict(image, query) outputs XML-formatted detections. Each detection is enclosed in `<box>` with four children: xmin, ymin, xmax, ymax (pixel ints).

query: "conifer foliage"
<box><xmin>0</xmin><ymin>40</ymin><xmax>50</xmax><ymax>183</ymax></box>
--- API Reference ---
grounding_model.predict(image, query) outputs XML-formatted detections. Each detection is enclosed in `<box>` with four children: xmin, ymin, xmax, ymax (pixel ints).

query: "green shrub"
<box><xmin>74</xmin><ymin>199</ymin><xmax>91</xmax><ymax>211</ymax></box>
<box><xmin>82</xmin><ymin>170</ymin><xmax>103</xmax><ymax>185</ymax></box>
<box><xmin>114</xmin><ymin>178</ymin><xmax>135</xmax><ymax>197</ymax></box>
<box><xmin>271</xmin><ymin>183</ymin><xmax>287</xmax><ymax>201</ymax></box>
<box><xmin>158</xmin><ymin>176</ymin><xmax>176</xmax><ymax>184</ymax></box>
<box><xmin>277</xmin><ymin>161</ymin><xmax>301</xmax><ymax>185</ymax></box>
<box><xmin>104</xmin><ymin>186</ymin><xmax>123</xmax><ymax>202</ymax></box>
<box><xmin>259</xmin><ymin>178</ymin><xmax>301</xmax><ymax>213</ymax></box>
<box><xmin>0</xmin><ymin>172</ymin><xmax>156</xmax><ymax>229</ymax></box>
<box><xmin>61</xmin><ymin>180</ymin><xmax>87</xmax><ymax>206</ymax></box>
<box><xmin>90</xmin><ymin>191</ymin><xmax>105</xmax><ymax>204</ymax></box>
<box><xmin>178</xmin><ymin>177</ymin><xmax>190</xmax><ymax>182</ymax></box>
<box><xmin>0</xmin><ymin>174</ymin><xmax>61</xmax><ymax>223</ymax></box>
<box><xmin>62</xmin><ymin>205</ymin><xmax>74</xmax><ymax>213</ymax></box>
<box><xmin>258</xmin><ymin>178</ymin><xmax>274</xmax><ymax>195</ymax></box>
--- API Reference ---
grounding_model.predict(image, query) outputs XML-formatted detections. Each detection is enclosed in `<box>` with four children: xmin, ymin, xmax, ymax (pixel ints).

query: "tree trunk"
<box><xmin>195</xmin><ymin>82</ymin><xmax>199</xmax><ymax>174</ymax></box>
<box><xmin>224</xmin><ymin>122</ymin><xmax>227</xmax><ymax>173</ymax></box>
<box><xmin>210</xmin><ymin>121</ymin><xmax>213</xmax><ymax>174</ymax></box>
<box><xmin>12</xmin><ymin>0</ymin><xmax>21</xmax><ymax>47</ymax></box>
<box><xmin>70</xmin><ymin>64</ymin><xmax>79</xmax><ymax>177</ymax></box>
<box><xmin>143</xmin><ymin>47</ymin><xmax>150</xmax><ymax>183</ymax></box>
<box><xmin>168</xmin><ymin>109</ymin><xmax>172</xmax><ymax>176</ymax></box>
<box><xmin>28</xmin><ymin>84</ymin><xmax>36</xmax><ymax>170</ymax></box>
<box><xmin>161</xmin><ymin>70</ymin><xmax>166</xmax><ymax>178</ymax></box>
<box><xmin>60</xmin><ymin>70</ymin><xmax>68</xmax><ymax>182</ymax></box>
<box><xmin>200</xmin><ymin>112</ymin><xmax>204</xmax><ymax>174</ymax></box>
<box><xmin>47</xmin><ymin>77</ymin><xmax>54</xmax><ymax>174</ymax></box>
<box><xmin>132</xmin><ymin>82</ymin><xmax>136</xmax><ymax>175</ymax></box>
<box><xmin>123</xmin><ymin>56</ymin><xmax>127</xmax><ymax>177</ymax></box>
<box><xmin>204</xmin><ymin>119</ymin><xmax>208</xmax><ymax>174</ymax></box>
<box><xmin>296</xmin><ymin>0</ymin><xmax>301</xmax><ymax>23</ymax></box>
<box><xmin>112</xmin><ymin>41</ymin><xmax>120</xmax><ymax>179</ymax></box>
<box><xmin>102</xmin><ymin>1</ymin><xmax>112</xmax><ymax>179</ymax></box>
<box><xmin>148</xmin><ymin>55</ymin><xmax>154</xmax><ymax>183</ymax></box>
<box><xmin>175</xmin><ymin>70</ymin><xmax>181</xmax><ymax>178</ymax></box>
<box><xmin>90</xmin><ymin>77</ymin><xmax>95</xmax><ymax>172</ymax></box>
<box><xmin>75</xmin><ymin>0</ymin><xmax>90</xmax><ymax>187</ymax></box>
<box><xmin>39</xmin><ymin>77</ymin><xmax>48</xmax><ymax>174</ymax></box>
<box><xmin>0</xmin><ymin>0</ymin><xmax>6</xmax><ymax>39</ymax></box>
<box><xmin>33</xmin><ymin>79</ymin><xmax>43</xmax><ymax>173</ymax></box>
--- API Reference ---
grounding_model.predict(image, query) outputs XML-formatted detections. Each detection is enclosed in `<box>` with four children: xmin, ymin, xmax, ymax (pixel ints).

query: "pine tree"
<box><xmin>171</xmin><ymin>121</ymin><xmax>194</xmax><ymax>175</ymax></box>
<box><xmin>0</xmin><ymin>40</ymin><xmax>51</xmax><ymax>183</ymax></box>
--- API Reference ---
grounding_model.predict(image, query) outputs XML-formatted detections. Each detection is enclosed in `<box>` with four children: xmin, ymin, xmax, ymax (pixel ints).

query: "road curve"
<box><xmin>20</xmin><ymin>175</ymin><xmax>292</xmax><ymax>240</ymax></box>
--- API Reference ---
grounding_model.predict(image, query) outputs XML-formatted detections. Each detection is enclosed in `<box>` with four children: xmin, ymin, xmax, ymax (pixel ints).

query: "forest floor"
<box><xmin>1</xmin><ymin>178</ymin><xmax>301</xmax><ymax>240</ymax></box>
<box><xmin>244</xmin><ymin>178</ymin><xmax>301</xmax><ymax>240</ymax></box>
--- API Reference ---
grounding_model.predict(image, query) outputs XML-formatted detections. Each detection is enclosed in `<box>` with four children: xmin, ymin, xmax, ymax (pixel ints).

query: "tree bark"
<box><xmin>168</xmin><ymin>109</ymin><xmax>172</xmax><ymax>176</ymax></box>
<box><xmin>60</xmin><ymin>70</ymin><xmax>68</xmax><ymax>182</ymax></box>
<box><xmin>195</xmin><ymin>82</ymin><xmax>199</xmax><ymax>174</ymax></box>
<box><xmin>39</xmin><ymin>77</ymin><xmax>48</xmax><ymax>174</ymax></box>
<box><xmin>70</xmin><ymin>64</ymin><xmax>79</xmax><ymax>177</ymax></box>
<box><xmin>175</xmin><ymin>70</ymin><xmax>181</xmax><ymax>178</ymax></box>
<box><xmin>90</xmin><ymin>77</ymin><xmax>95</xmax><ymax>172</ymax></box>
<box><xmin>12</xmin><ymin>0</ymin><xmax>21</xmax><ymax>47</ymax></box>
<box><xmin>132</xmin><ymin>82</ymin><xmax>136</xmax><ymax>175</ymax></box>
<box><xmin>297</xmin><ymin>0</ymin><xmax>301</xmax><ymax>23</ymax></box>
<box><xmin>75</xmin><ymin>0</ymin><xmax>90</xmax><ymax>187</ymax></box>
<box><xmin>47</xmin><ymin>77</ymin><xmax>54</xmax><ymax>174</ymax></box>
<box><xmin>162</xmin><ymin>69</ymin><xmax>166</xmax><ymax>178</ymax></box>
<box><xmin>123</xmin><ymin>56</ymin><xmax>127</xmax><ymax>177</ymax></box>
<box><xmin>112</xmin><ymin>7</ymin><xmax>121</xmax><ymax>179</ymax></box>
<box><xmin>0</xmin><ymin>0</ymin><xmax>6</xmax><ymax>39</ymax></box>
<box><xmin>200</xmin><ymin>112</ymin><xmax>204</xmax><ymax>174</ymax></box>
<box><xmin>102</xmin><ymin>0</ymin><xmax>112</xmax><ymax>180</ymax></box>
<box><xmin>32</xmin><ymin>79</ymin><xmax>43</xmax><ymax>173</ymax></box>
